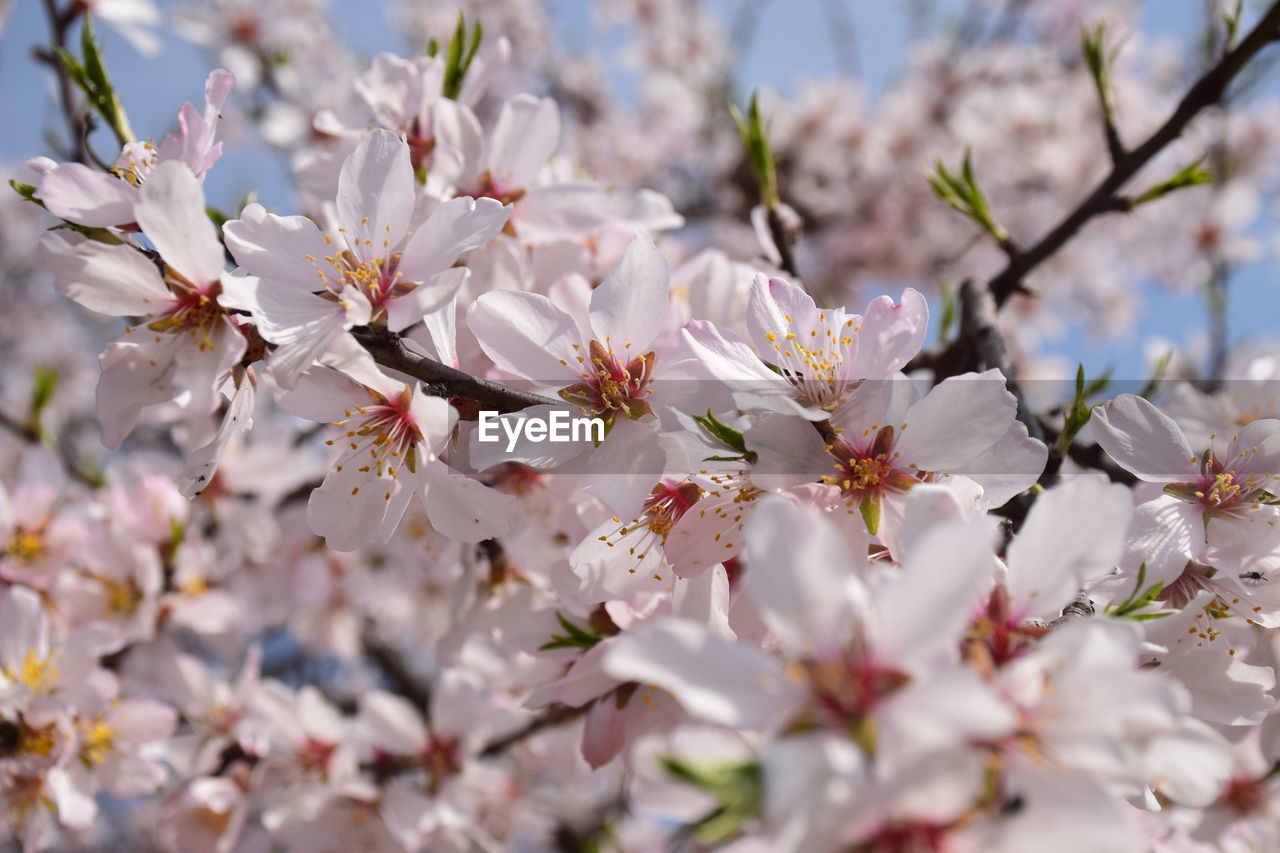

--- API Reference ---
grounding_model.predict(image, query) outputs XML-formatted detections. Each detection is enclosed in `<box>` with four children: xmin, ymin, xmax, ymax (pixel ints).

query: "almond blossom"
<box><xmin>222</xmin><ymin>128</ymin><xmax>510</xmax><ymax>389</ymax></box>
<box><xmin>1091</xmin><ymin>393</ymin><xmax>1280</xmax><ymax>583</ymax></box>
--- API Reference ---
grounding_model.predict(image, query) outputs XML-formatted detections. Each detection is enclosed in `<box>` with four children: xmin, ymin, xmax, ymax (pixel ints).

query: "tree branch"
<box><xmin>352</xmin><ymin>326</ymin><xmax>562</xmax><ymax>414</ymax></box>
<box><xmin>987</xmin><ymin>1</ymin><xmax>1280</xmax><ymax>307</ymax></box>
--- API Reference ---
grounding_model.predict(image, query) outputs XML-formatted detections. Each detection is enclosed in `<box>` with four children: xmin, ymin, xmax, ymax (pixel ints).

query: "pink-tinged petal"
<box><xmin>681</xmin><ymin>321</ymin><xmax>782</xmax><ymax>384</ymax></box>
<box><xmin>876</xmin><ymin>668</ymin><xmax>1017</xmax><ymax>762</ymax></box>
<box><xmin>600</xmin><ymin>619</ymin><xmax>799</xmax><ymax>729</ymax></box>
<box><xmin>223</xmin><ymin>203</ymin><xmax>331</xmax><ymax>291</ymax></box>
<box><xmin>1224</xmin><ymin>417</ymin><xmax>1280</xmax><ymax>484</ymax></box>
<box><xmin>1089</xmin><ymin>394</ymin><xmax>1197</xmax><ymax>483</ymax></box>
<box><xmin>582</xmin><ymin>418</ymin><xmax>666</xmax><ymax>522</ymax></box>
<box><xmin>272</xmin><ymin>362</ymin><xmax>367</xmax><ymax>423</ymax></box>
<box><xmin>35</xmin><ymin>162</ymin><xmax>136</xmax><ymax>226</ymax></box>
<box><xmin>745</xmin><ymin>275</ymin><xmax>819</xmax><ymax>361</ymax></box>
<box><xmin>39</xmin><ymin>232</ymin><xmax>169</xmax><ymax>315</ymax></box>
<box><xmin>1179</xmin><ymin>644</ymin><xmax>1275</xmax><ymax>725</ymax></box>
<box><xmin>431</xmin><ymin>97</ymin><xmax>484</xmax><ymax>188</ymax></box>
<box><xmin>134</xmin><ymin>161</ymin><xmax>224</xmax><ymax>287</ymax></box>
<box><xmin>467</xmin><ymin>290</ymin><xmax>582</xmax><ymax>384</ymax></box>
<box><xmin>874</xmin><ymin>517</ymin><xmax>999</xmax><ymax>668</ymax></box>
<box><xmin>672</xmin><ymin>564</ymin><xmax>732</xmax><ymax>635</ymax></box>
<box><xmin>588</xmin><ymin>234</ymin><xmax>670</xmax><ymax>355</ymax></box>
<box><xmin>95</xmin><ymin>329</ymin><xmax>188</xmax><ymax>448</ymax></box>
<box><xmin>180</xmin><ymin>377</ymin><xmax>254</xmax><ymax>498</ymax></box>
<box><xmin>385</xmin><ymin>267</ymin><xmax>468</xmax><ymax>332</ymax></box>
<box><xmin>666</xmin><ymin>489</ymin><xmax>752</xmax><ymax>579</ymax></box>
<box><xmin>488</xmin><ymin>94</ymin><xmax>560</xmax><ymax>188</ymax></box>
<box><xmin>261</xmin><ymin>288</ymin><xmax>372</xmax><ymax>391</ymax></box>
<box><xmin>894</xmin><ymin>369</ymin><xmax>1017</xmax><ymax>471</ymax></box>
<box><xmin>1124</xmin><ymin>495</ymin><xmax>1201</xmax><ymax>584</ymax></box>
<box><xmin>580</xmin><ymin>694</ymin><xmax>627</xmax><ymax>769</ymax></box>
<box><xmin>1005</xmin><ymin>476</ymin><xmax>1132</xmax><ymax>621</ymax></box>
<box><xmin>110</xmin><ymin>698</ymin><xmax>179</xmax><ymax>744</ymax></box>
<box><xmin>0</xmin><ymin>586</ymin><xmax>49</xmax><ymax>666</ymax></box>
<box><xmin>419</xmin><ymin>457</ymin><xmax>514</xmax><ymax>542</ymax></box>
<box><xmin>397</xmin><ymin>196</ymin><xmax>509</xmax><ymax>282</ymax></box>
<box><xmin>1144</xmin><ymin>718</ymin><xmax>1232</xmax><ymax>808</ymax></box>
<box><xmin>571</xmin><ymin>522</ymin><xmax>670</xmax><ymax>603</ymax></box>
<box><xmin>743</xmin><ymin>496</ymin><xmax>870</xmax><ymax>658</ymax></box>
<box><xmin>337</xmin><ymin>129</ymin><xmax>414</xmax><ymax>261</ymax></box>
<box><xmin>547</xmin><ymin>642</ymin><xmax>621</xmax><ymax>708</ymax></box>
<box><xmin>957</xmin><ymin>420</ymin><xmax>1048</xmax><ymax>507</ymax></box>
<box><xmin>307</xmin><ymin>461</ymin><xmax>415</xmax><ymax>552</ymax></box>
<box><xmin>359</xmin><ymin>691</ymin><xmax>427</xmax><ymax>754</ymax></box>
<box><xmin>745</xmin><ymin>413</ymin><xmax>831</xmax><ymax>491</ymax></box>
<box><xmin>846</xmin><ymin>288</ymin><xmax>929</xmax><ymax>379</ymax></box>
<box><xmin>515</xmin><ymin>183</ymin><xmax>612</xmax><ymax>239</ymax></box>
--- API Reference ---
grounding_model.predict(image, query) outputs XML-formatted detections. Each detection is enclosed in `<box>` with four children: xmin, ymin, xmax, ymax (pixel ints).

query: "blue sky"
<box><xmin>1</xmin><ymin>0</ymin><xmax>1276</xmax><ymax>381</ymax></box>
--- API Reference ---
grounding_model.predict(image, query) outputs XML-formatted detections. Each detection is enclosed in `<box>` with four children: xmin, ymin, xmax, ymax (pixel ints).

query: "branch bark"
<box><xmin>352</xmin><ymin>326</ymin><xmax>561</xmax><ymax>414</ymax></box>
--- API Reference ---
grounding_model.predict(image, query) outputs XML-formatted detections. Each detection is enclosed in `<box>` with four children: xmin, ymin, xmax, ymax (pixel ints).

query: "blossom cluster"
<box><xmin>5</xmin><ymin>0</ymin><xmax>1280</xmax><ymax>851</ymax></box>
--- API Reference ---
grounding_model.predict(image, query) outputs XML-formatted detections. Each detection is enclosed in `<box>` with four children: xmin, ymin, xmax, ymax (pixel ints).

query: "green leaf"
<box><xmin>1081</xmin><ymin>22</ymin><xmax>1117</xmax><ymax>122</ymax></box>
<box><xmin>539</xmin><ymin>612</ymin><xmax>602</xmax><ymax>651</ymax></box>
<box><xmin>927</xmin><ymin>151</ymin><xmax>1009</xmax><ymax>247</ymax></box>
<box><xmin>692</xmin><ymin>411</ymin><xmax>754</xmax><ymax>460</ymax></box>
<box><xmin>1129</xmin><ymin>159</ymin><xmax>1213</xmax><ymax>208</ymax></box>
<box><xmin>442</xmin><ymin>14</ymin><xmax>484</xmax><ymax>100</ymax></box>
<box><xmin>1106</xmin><ymin>563</ymin><xmax>1170</xmax><ymax>620</ymax></box>
<box><xmin>730</xmin><ymin>91</ymin><xmax>780</xmax><ymax>210</ymax></box>
<box><xmin>9</xmin><ymin>180</ymin><xmax>39</xmax><ymax>203</ymax></box>
<box><xmin>55</xmin><ymin>14</ymin><xmax>135</xmax><ymax>146</ymax></box>
<box><xmin>30</xmin><ymin>366</ymin><xmax>59</xmax><ymax>437</ymax></box>
<box><xmin>661</xmin><ymin>757</ymin><xmax>763</xmax><ymax>845</ymax></box>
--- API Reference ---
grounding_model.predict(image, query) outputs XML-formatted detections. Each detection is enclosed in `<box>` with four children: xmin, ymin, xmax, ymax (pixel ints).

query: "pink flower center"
<box><xmin>559</xmin><ymin>340</ymin><xmax>656</xmax><ymax>424</ymax></box>
<box><xmin>327</xmin><ymin>386</ymin><xmax>424</xmax><ymax>485</ymax></box>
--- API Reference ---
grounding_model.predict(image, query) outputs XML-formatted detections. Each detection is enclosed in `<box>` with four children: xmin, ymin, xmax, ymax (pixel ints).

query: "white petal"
<box><xmin>337</xmin><ymin>129</ymin><xmax>414</xmax><ymax>261</ymax></box>
<box><xmin>40</xmin><ymin>231</ymin><xmax>169</xmax><ymax>315</ymax></box>
<box><xmin>588</xmin><ymin>234</ymin><xmax>670</xmax><ymax>355</ymax></box>
<box><xmin>894</xmin><ymin>369</ymin><xmax>1017</xmax><ymax>471</ymax></box>
<box><xmin>743</xmin><ymin>496</ymin><xmax>868</xmax><ymax>657</ymax></box>
<box><xmin>1006</xmin><ymin>475</ymin><xmax>1133</xmax><ymax>620</ymax></box>
<box><xmin>467</xmin><ymin>290</ymin><xmax>581</xmax><ymax>384</ymax></box>
<box><xmin>36</xmin><ymin>162</ymin><xmax>136</xmax><ymax>226</ymax></box>
<box><xmin>600</xmin><ymin>619</ymin><xmax>799</xmax><ymax>729</ymax></box>
<box><xmin>1089</xmin><ymin>394</ymin><xmax>1197</xmax><ymax>483</ymax></box>
<box><xmin>397</xmin><ymin>196</ymin><xmax>509</xmax><ymax>282</ymax></box>
<box><xmin>488</xmin><ymin>95</ymin><xmax>560</xmax><ymax>188</ymax></box>
<box><xmin>134</xmin><ymin>160</ymin><xmax>224</xmax><ymax>287</ymax></box>
<box><xmin>223</xmin><ymin>203</ymin><xmax>332</xmax><ymax>291</ymax></box>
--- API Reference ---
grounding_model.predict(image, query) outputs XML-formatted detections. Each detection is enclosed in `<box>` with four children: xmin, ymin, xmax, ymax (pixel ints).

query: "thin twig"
<box><xmin>352</xmin><ymin>326</ymin><xmax>561</xmax><ymax>414</ymax></box>
<box><xmin>987</xmin><ymin>1</ymin><xmax>1280</xmax><ymax>307</ymax></box>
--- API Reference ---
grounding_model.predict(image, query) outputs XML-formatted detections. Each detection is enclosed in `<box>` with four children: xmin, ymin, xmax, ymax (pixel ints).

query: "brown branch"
<box><xmin>479</xmin><ymin>703</ymin><xmax>589</xmax><ymax>759</ymax></box>
<box><xmin>37</xmin><ymin>0</ymin><xmax>88</xmax><ymax>164</ymax></box>
<box><xmin>987</xmin><ymin>1</ymin><xmax>1280</xmax><ymax>307</ymax></box>
<box><xmin>351</xmin><ymin>326</ymin><xmax>562</xmax><ymax>414</ymax></box>
<box><xmin>363</xmin><ymin>629</ymin><xmax>433</xmax><ymax>714</ymax></box>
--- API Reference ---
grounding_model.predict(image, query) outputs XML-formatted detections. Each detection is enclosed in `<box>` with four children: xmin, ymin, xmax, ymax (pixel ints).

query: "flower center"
<box><xmin>6</xmin><ymin>648</ymin><xmax>58</xmax><ymax>694</ymax></box>
<box><xmin>144</xmin><ymin>269</ymin><xmax>228</xmax><ymax>350</ymax></box>
<box><xmin>1162</xmin><ymin>448</ymin><xmax>1269</xmax><ymax>514</ymax></box>
<box><xmin>6</xmin><ymin>529</ymin><xmax>47</xmax><ymax>563</ymax></box>
<box><xmin>560</xmin><ymin>340</ymin><xmax>656</xmax><ymax>424</ymax></box>
<box><xmin>327</xmin><ymin>386</ymin><xmax>425</xmax><ymax>484</ymax></box>
<box><xmin>761</xmin><ymin>309</ymin><xmax>858</xmax><ymax>409</ymax></box>
<box><xmin>78</xmin><ymin>718</ymin><xmax>117</xmax><ymax>766</ymax></box>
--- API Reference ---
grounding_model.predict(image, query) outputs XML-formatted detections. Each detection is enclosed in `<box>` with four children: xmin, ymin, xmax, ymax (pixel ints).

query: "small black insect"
<box><xmin>1241</xmin><ymin>570</ymin><xmax>1270</xmax><ymax>587</ymax></box>
<box><xmin>0</xmin><ymin>720</ymin><xmax>21</xmax><ymax>756</ymax></box>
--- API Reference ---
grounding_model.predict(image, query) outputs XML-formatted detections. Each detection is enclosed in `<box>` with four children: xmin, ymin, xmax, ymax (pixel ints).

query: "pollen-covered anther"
<box><xmin>558</xmin><ymin>339</ymin><xmax>656</xmax><ymax>422</ymax></box>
